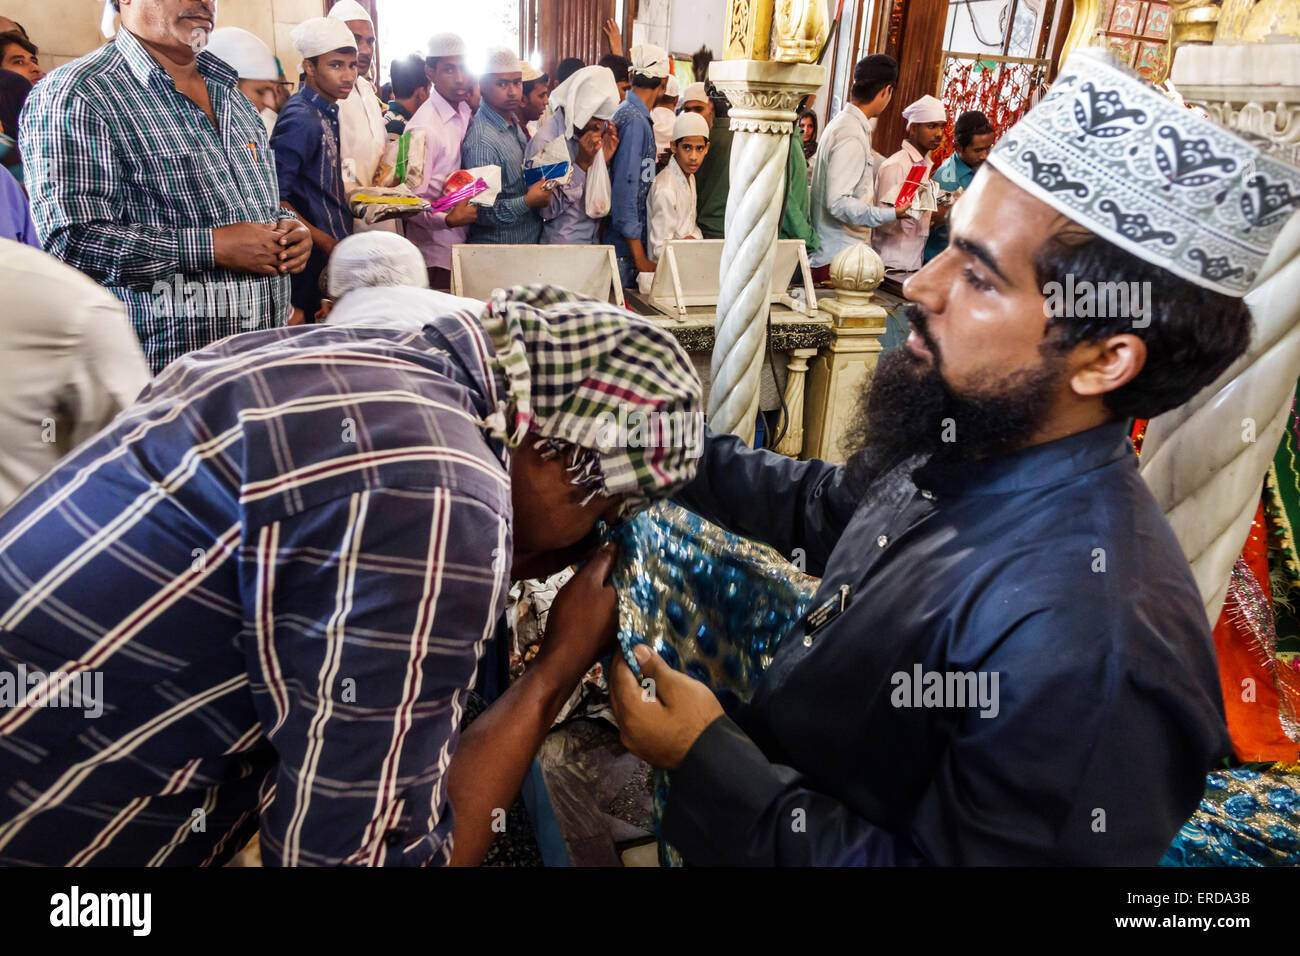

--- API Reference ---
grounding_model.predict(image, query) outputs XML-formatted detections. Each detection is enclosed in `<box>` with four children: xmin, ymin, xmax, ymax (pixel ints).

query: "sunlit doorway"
<box><xmin>376</xmin><ymin>0</ymin><xmax>523</xmax><ymax>84</ymax></box>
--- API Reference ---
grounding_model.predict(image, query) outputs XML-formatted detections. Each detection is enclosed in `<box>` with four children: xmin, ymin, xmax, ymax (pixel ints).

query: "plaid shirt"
<box><xmin>0</xmin><ymin>317</ymin><xmax>513</xmax><ymax>866</ymax></box>
<box><xmin>18</xmin><ymin>29</ymin><xmax>294</xmax><ymax>374</ymax></box>
<box><xmin>461</xmin><ymin>102</ymin><xmax>542</xmax><ymax>244</ymax></box>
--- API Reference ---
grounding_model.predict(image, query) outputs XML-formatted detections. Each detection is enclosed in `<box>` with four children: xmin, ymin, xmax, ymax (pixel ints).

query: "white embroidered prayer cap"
<box><xmin>426</xmin><ymin>33</ymin><xmax>466</xmax><ymax>59</ymax></box>
<box><xmin>665</xmin><ymin>74</ymin><xmax>679</xmax><ymax>98</ymax></box>
<box><xmin>291</xmin><ymin>17</ymin><xmax>358</xmax><ymax>58</ymax></box>
<box><xmin>327</xmin><ymin>0</ymin><xmax>373</xmax><ymax>24</ymax></box>
<box><xmin>327</xmin><ymin>233</ymin><xmax>429</xmax><ymax>299</ymax></box>
<box><xmin>902</xmin><ymin>94</ymin><xmax>945</xmax><ymax>125</ymax></box>
<box><xmin>204</xmin><ymin>28</ymin><xmax>278</xmax><ymax>81</ymax></box>
<box><xmin>483</xmin><ymin>47</ymin><xmax>522</xmax><ymax>76</ymax></box>
<box><xmin>521</xmin><ymin>61</ymin><xmax>543</xmax><ymax>83</ymax></box>
<box><xmin>672</xmin><ymin>111</ymin><xmax>709</xmax><ymax>142</ymax></box>
<box><xmin>988</xmin><ymin>49</ymin><xmax>1300</xmax><ymax>296</ymax></box>
<box><xmin>629</xmin><ymin>44</ymin><xmax>670</xmax><ymax>79</ymax></box>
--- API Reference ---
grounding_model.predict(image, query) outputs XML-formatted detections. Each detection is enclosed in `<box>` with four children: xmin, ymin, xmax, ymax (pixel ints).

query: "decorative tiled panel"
<box><xmin>1144</xmin><ymin>3</ymin><xmax>1171</xmax><ymax>38</ymax></box>
<box><xmin>1109</xmin><ymin>0</ymin><xmax>1144</xmax><ymax>33</ymax></box>
<box><xmin>1134</xmin><ymin>39</ymin><xmax>1168</xmax><ymax>79</ymax></box>
<box><xmin>1104</xmin><ymin>34</ymin><xmax>1138</xmax><ymax>63</ymax></box>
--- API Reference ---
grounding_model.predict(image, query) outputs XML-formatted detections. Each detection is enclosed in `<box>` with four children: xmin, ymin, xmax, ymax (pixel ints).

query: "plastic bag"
<box><xmin>375</xmin><ymin>129</ymin><xmax>426</xmax><ymax>190</ymax></box>
<box><xmin>584</xmin><ymin>150</ymin><xmax>611</xmax><ymax>219</ymax></box>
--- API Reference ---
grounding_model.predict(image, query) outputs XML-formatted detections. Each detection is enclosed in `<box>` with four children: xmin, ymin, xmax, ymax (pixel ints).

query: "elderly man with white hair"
<box><xmin>322</xmin><ymin>232</ymin><xmax>482</xmax><ymax>329</ymax></box>
<box><xmin>461</xmin><ymin>47</ymin><xmax>552</xmax><ymax>245</ymax></box>
<box><xmin>872</xmin><ymin>93</ymin><xmax>947</xmax><ymax>274</ymax></box>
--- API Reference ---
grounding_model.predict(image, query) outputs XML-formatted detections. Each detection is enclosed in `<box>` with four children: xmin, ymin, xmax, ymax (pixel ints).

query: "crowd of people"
<box><xmin>0</xmin><ymin>0</ymin><xmax>1294</xmax><ymax>872</ymax></box>
<box><xmin>0</xmin><ymin>0</ymin><xmax>1002</xmax><ymax>373</ymax></box>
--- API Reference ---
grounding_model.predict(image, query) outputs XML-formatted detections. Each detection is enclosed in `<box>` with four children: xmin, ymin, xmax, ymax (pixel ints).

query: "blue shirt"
<box><xmin>0</xmin><ymin>316</ymin><xmax>515</xmax><ymax>866</ymax></box>
<box><xmin>460</xmin><ymin>101</ymin><xmax>541</xmax><ymax>244</ymax></box>
<box><xmin>0</xmin><ymin>170</ymin><xmax>37</xmax><ymax>246</ymax></box>
<box><xmin>923</xmin><ymin>151</ymin><xmax>975</xmax><ymax>263</ymax></box>
<box><xmin>665</xmin><ymin>424</ymin><xmax>1230</xmax><ymax>865</ymax></box>
<box><xmin>609</xmin><ymin>93</ymin><xmax>655</xmax><ymax>264</ymax></box>
<box><xmin>527</xmin><ymin>111</ymin><xmax>599</xmax><ymax>246</ymax></box>
<box><xmin>270</xmin><ymin>86</ymin><xmax>352</xmax><ymax>314</ymax></box>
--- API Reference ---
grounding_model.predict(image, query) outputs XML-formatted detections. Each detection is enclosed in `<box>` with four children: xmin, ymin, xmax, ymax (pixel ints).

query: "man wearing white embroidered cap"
<box><xmin>460</xmin><ymin>46</ymin><xmax>550</xmax><ymax>245</ymax></box>
<box><xmin>609</xmin><ymin>43</ymin><xmax>669</xmax><ymax>286</ymax></box>
<box><xmin>646</xmin><ymin>110</ymin><xmax>709</xmax><ymax>267</ymax></box>
<box><xmin>327</xmin><ymin>0</ymin><xmax>389</xmax><ymax>202</ymax></box>
<box><xmin>608</xmin><ymin>51</ymin><xmax>1300</xmax><ymax>868</ymax></box>
<box><xmin>872</xmin><ymin>93</ymin><xmax>946</xmax><ymax>274</ymax></box>
<box><xmin>406</xmin><ymin>31</ymin><xmax>477</xmax><ymax>289</ymax></box>
<box><xmin>204</xmin><ymin>27</ymin><xmax>278</xmax><ymax>120</ymax></box>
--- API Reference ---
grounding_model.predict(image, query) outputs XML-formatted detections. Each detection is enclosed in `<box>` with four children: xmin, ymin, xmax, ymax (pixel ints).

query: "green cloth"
<box><xmin>695</xmin><ymin>118</ymin><xmax>732</xmax><ymax>239</ymax></box>
<box><xmin>692</xmin><ymin>120</ymin><xmax>817</xmax><ymax>253</ymax></box>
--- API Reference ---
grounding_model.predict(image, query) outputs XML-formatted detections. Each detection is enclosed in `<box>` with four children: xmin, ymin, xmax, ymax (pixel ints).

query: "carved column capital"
<box><xmin>708</xmin><ymin>59</ymin><xmax>827</xmax><ymax>135</ymax></box>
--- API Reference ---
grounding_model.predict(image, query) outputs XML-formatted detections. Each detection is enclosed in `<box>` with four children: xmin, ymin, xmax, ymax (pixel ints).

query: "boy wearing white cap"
<box><xmin>646</xmin><ymin>111</ymin><xmax>709</xmax><ymax>266</ymax></box>
<box><xmin>460</xmin><ymin>47</ymin><xmax>551</xmax><ymax>244</ymax></box>
<box><xmin>609</xmin><ymin>43</ymin><xmax>669</xmax><ymax>286</ymax></box>
<box><xmin>327</xmin><ymin>0</ymin><xmax>388</xmax><ymax>193</ymax></box>
<box><xmin>872</xmin><ymin>93</ymin><xmax>946</xmax><ymax>273</ymax></box>
<box><xmin>271</xmin><ymin>17</ymin><xmax>358</xmax><ymax>318</ymax></box>
<box><xmin>406</xmin><ymin>32</ymin><xmax>477</xmax><ymax>289</ymax></box>
<box><xmin>204</xmin><ymin>27</ymin><xmax>279</xmax><ymax>118</ymax></box>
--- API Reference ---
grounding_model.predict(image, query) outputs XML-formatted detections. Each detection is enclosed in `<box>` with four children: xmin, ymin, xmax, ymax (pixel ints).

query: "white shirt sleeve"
<box><xmin>826</xmin><ymin>136</ymin><xmax>896</xmax><ymax>230</ymax></box>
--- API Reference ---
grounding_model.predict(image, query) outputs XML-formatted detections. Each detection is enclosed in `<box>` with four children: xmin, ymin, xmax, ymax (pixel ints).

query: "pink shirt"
<box><xmin>406</xmin><ymin>89</ymin><xmax>474</xmax><ymax>270</ymax></box>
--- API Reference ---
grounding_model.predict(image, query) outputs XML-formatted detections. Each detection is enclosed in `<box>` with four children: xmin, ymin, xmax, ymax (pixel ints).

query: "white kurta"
<box><xmin>337</xmin><ymin>75</ymin><xmax>388</xmax><ymax>188</ymax></box>
<box><xmin>646</xmin><ymin>158</ymin><xmax>701</xmax><ymax>264</ymax></box>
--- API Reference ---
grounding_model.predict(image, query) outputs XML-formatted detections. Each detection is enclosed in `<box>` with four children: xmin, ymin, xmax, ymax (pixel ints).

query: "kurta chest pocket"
<box><xmin>120</xmin><ymin>145</ymin><xmax>277</xmax><ymax>228</ymax></box>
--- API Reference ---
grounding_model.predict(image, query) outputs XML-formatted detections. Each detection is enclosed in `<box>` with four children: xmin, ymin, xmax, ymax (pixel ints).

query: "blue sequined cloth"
<box><xmin>610</xmin><ymin>501</ymin><xmax>816</xmax><ymax>865</ymax></box>
<box><xmin>610</xmin><ymin>504</ymin><xmax>1300</xmax><ymax>866</ymax></box>
<box><xmin>1162</xmin><ymin>765</ymin><xmax>1300</xmax><ymax>866</ymax></box>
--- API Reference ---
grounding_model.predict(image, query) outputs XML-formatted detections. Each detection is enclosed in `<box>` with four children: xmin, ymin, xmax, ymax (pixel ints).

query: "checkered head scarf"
<box><xmin>476</xmin><ymin>285</ymin><xmax>704</xmax><ymax>517</ymax></box>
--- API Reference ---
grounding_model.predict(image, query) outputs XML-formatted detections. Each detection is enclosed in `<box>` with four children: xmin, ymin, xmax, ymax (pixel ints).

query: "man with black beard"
<box><xmin>605</xmin><ymin>51</ymin><xmax>1300</xmax><ymax>864</ymax></box>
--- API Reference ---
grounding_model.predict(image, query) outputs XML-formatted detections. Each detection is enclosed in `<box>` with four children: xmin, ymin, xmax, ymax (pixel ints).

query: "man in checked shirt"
<box><xmin>19</xmin><ymin>0</ymin><xmax>312</xmax><ymax>374</ymax></box>
<box><xmin>0</xmin><ymin>282</ymin><xmax>702</xmax><ymax>867</ymax></box>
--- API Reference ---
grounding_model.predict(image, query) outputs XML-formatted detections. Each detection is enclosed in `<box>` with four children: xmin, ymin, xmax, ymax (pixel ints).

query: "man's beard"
<box><xmin>844</xmin><ymin>304</ymin><xmax>1067</xmax><ymax>499</ymax></box>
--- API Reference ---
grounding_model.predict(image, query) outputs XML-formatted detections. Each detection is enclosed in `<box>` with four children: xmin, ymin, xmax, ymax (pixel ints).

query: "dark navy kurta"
<box><xmin>664</xmin><ymin>423</ymin><xmax>1230</xmax><ymax>865</ymax></box>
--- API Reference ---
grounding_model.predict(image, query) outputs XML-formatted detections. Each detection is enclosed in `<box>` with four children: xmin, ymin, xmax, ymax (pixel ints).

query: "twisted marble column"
<box><xmin>1139</xmin><ymin>43</ymin><xmax>1300</xmax><ymax>623</ymax></box>
<box><xmin>707</xmin><ymin>60</ymin><xmax>825</xmax><ymax>444</ymax></box>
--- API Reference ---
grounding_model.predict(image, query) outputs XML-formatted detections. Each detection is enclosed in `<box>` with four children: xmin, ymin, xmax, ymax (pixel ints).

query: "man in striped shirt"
<box><xmin>0</xmin><ymin>285</ymin><xmax>701</xmax><ymax>866</ymax></box>
<box><xmin>18</xmin><ymin>0</ymin><xmax>312</xmax><ymax>373</ymax></box>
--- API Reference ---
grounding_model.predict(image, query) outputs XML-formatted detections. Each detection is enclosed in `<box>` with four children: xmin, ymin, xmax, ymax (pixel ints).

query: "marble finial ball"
<box><xmin>829</xmin><ymin>242</ymin><xmax>885</xmax><ymax>294</ymax></box>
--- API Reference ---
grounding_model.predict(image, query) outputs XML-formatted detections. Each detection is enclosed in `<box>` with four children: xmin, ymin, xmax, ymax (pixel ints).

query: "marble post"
<box><xmin>773</xmin><ymin>348</ymin><xmax>818</xmax><ymax>457</ymax></box>
<box><xmin>707</xmin><ymin>59</ymin><xmax>825</xmax><ymax>445</ymax></box>
<box><xmin>1138</xmin><ymin>40</ymin><xmax>1300</xmax><ymax>623</ymax></box>
<box><xmin>802</xmin><ymin>243</ymin><xmax>890</xmax><ymax>463</ymax></box>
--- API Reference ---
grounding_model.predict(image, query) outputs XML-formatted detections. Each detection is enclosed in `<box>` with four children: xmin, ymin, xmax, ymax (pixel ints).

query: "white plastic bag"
<box><xmin>585</xmin><ymin>150</ymin><xmax>611</xmax><ymax>219</ymax></box>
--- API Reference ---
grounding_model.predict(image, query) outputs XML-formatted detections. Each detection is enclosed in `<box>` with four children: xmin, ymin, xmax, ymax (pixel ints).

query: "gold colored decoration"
<box><xmin>772</xmin><ymin>0</ymin><xmax>829</xmax><ymax>63</ymax></box>
<box><xmin>1171</xmin><ymin>1</ymin><xmax>1223</xmax><ymax>48</ymax></box>
<box><xmin>725</xmin><ymin>0</ymin><xmax>775</xmax><ymax>60</ymax></box>
<box><xmin>1059</xmin><ymin>0</ymin><xmax>1101</xmax><ymax>64</ymax></box>
<box><xmin>1216</xmin><ymin>0</ymin><xmax>1300</xmax><ymax>43</ymax></box>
